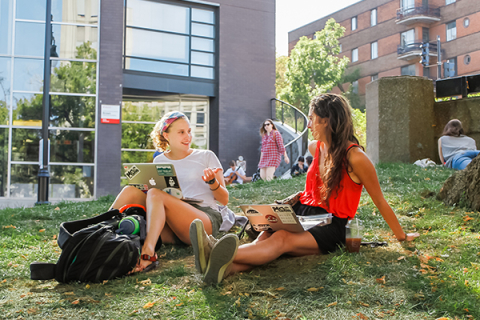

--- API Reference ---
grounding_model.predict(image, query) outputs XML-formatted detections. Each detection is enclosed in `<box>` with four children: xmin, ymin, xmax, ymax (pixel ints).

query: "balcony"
<box><xmin>396</xmin><ymin>6</ymin><xmax>441</xmax><ymax>25</ymax></box>
<box><xmin>397</xmin><ymin>41</ymin><xmax>438</xmax><ymax>61</ymax></box>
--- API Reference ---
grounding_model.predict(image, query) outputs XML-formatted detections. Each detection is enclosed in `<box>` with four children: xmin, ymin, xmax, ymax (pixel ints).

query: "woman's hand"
<box><xmin>202</xmin><ymin>167</ymin><xmax>222</xmax><ymax>183</ymax></box>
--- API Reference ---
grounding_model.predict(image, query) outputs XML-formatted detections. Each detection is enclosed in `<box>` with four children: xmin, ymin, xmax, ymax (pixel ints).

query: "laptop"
<box><xmin>238</xmin><ymin>204</ymin><xmax>332</xmax><ymax>233</ymax></box>
<box><xmin>123</xmin><ymin>163</ymin><xmax>203</xmax><ymax>204</ymax></box>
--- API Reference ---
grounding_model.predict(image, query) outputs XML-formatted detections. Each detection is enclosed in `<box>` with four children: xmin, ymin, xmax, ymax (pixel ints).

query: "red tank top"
<box><xmin>299</xmin><ymin>141</ymin><xmax>363</xmax><ymax>219</ymax></box>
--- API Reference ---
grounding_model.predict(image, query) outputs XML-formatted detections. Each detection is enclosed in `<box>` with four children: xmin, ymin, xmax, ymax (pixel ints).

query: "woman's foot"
<box><xmin>190</xmin><ymin>219</ymin><xmax>217</xmax><ymax>274</ymax></box>
<box><xmin>132</xmin><ymin>253</ymin><xmax>159</xmax><ymax>273</ymax></box>
<box><xmin>203</xmin><ymin>234</ymin><xmax>239</xmax><ymax>285</ymax></box>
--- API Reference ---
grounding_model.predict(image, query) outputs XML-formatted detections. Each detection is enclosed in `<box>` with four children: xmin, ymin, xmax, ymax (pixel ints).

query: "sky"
<box><xmin>276</xmin><ymin>0</ymin><xmax>361</xmax><ymax>56</ymax></box>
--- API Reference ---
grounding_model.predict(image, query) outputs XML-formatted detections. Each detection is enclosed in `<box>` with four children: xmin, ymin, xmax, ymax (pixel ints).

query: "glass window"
<box><xmin>402</xmin><ymin>0</ymin><xmax>415</xmax><ymax>10</ymax></box>
<box><xmin>191</xmin><ymin>66</ymin><xmax>214</xmax><ymax>79</ymax></box>
<box><xmin>192</xmin><ymin>8</ymin><xmax>214</xmax><ymax>24</ymax></box>
<box><xmin>191</xmin><ymin>51</ymin><xmax>214</xmax><ymax>67</ymax></box>
<box><xmin>446</xmin><ymin>21</ymin><xmax>456</xmax><ymax>41</ymax></box>
<box><xmin>16</xmin><ymin>0</ymin><xmax>46</xmax><ymax>21</ymax></box>
<box><xmin>10</xmin><ymin>164</ymin><xmax>38</xmax><ymax>198</ymax></box>
<box><xmin>464</xmin><ymin>55</ymin><xmax>471</xmax><ymax>65</ymax></box>
<box><xmin>126</xmin><ymin>0</ymin><xmax>189</xmax><ymax>34</ymax></box>
<box><xmin>125</xmin><ymin>28</ymin><xmax>189</xmax><ymax>63</ymax></box>
<box><xmin>121</xmin><ymin>123</ymin><xmax>155</xmax><ymax>149</ymax></box>
<box><xmin>125</xmin><ymin>57</ymin><xmax>189</xmax><ymax>77</ymax></box>
<box><xmin>339</xmin><ymin>44</ymin><xmax>342</xmax><ymax>53</ymax></box>
<box><xmin>351</xmin><ymin>16</ymin><xmax>357</xmax><ymax>31</ymax></box>
<box><xmin>464</xmin><ymin>18</ymin><xmax>470</xmax><ymax>28</ymax></box>
<box><xmin>49</xmin><ymin>130</ymin><xmax>95</xmax><ymax>163</ymax></box>
<box><xmin>50</xmin><ymin>165</ymin><xmax>94</xmax><ymax>198</ymax></box>
<box><xmin>122</xmin><ymin>100</ymin><xmax>166</xmax><ymax>122</ymax></box>
<box><xmin>352</xmin><ymin>81</ymin><xmax>358</xmax><ymax>94</ymax></box>
<box><xmin>50</xmin><ymin>95</ymin><xmax>96</xmax><ymax>128</ymax></box>
<box><xmin>401</xmin><ymin>64</ymin><xmax>416</xmax><ymax>76</ymax></box>
<box><xmin>371</xmin><ymin>9</ymin><xmax>377</xmax><ymax>27</ymax></box>
<box><xmin>0</xmin><ymin>57</ymin><xmax>11</xmax><ymax>125</ymax></box>
<box><xmin>121</xmin><ymin>151</ymin><xmax>156</xmax><ymax>168</ymax></box>
<box><xmin>12</xmin><ymin>92</ymin><xmax>42</xmax><ymax>126</ymax></box>
<box><xmin>0</xmin><ymin>0</ymin><xmax>13</xmax><ymax>55</ymax></box>
<box><xmin>371</xmin><ymin>74</ymin><xmax>378</xmax><ymax>81</ymax></box>
<box><xmin>51</xmin><ymin>60</ymin><xmax>97</xmax><ymax>94</ymax></box>
<box><xmin>352</xmin><ymin>48</ymin><xmax>358</xmax><ymax>62</ymax></box>
<box><xmin>14</xmin><ymin>21</ymin><xmax>46</xmax><ymax>57</ymax></box>
<box><xmin>371</xmin><ymin>42</ymin><xmax>378</xmax><ymax>59</ymax></box>
<box><xmin>11</xmin><ymin>128</ymin><xmax>41</xmax><ymax>161</ymax></box>
<box><xmin>192</xmin><ymin>23</ymin><xmax>214</xmax><ymax>38</ymax></box>
<box><xmin>191</xmin><ymin>37</ymin><xmax>214</xmax><ymax>52</ymax></box>
<box><xmin>401</xmin><ymin>29</ymin><xmax>415</xmax><ymax>46</ymax></box>
<box><xmin>13</xmin><ymin>58</ymin><xmax>44</xmax><ymax>92</ymax></box>
<box><xmin>52</xmin><ymin>0</ymin><xmax>99</xmax><ymax>24</ymax></box>
<box><xmin>51</xmin><ymin>24</ymin><xmax>98</xmax><ymax>60</ymax></box>
<box><xmin>0</xmin><ymin>127</ymin><xmax>7</xmax><ymax>196</ymax></box>
<box><xmin>446</xmin><ymin>0</ymin><xmax>456</xmax><ymax>4</ymax></box>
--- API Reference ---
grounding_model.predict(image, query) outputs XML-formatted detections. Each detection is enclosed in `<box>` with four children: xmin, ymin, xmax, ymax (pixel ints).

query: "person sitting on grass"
<box><xmin>290</xmin><ymin>156</ymin><xmax>308</xmax><ymax>177</ymax></box>
<box><xmin>190</xmin><ymin>93</ymin><xmax>420</xmax><ymax>285</ymax></box>
<box><xmin>224</xmin><ymin>160</ymin><xmax>251</xmax><ymax>185</ymax></box>
<box><xmin>110</xmin><ymin>111</ymin><xmax>228</xmax><ymax>273</ymax></box>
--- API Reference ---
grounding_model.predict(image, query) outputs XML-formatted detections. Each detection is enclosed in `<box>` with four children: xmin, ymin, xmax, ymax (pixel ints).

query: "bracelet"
<box><xmin>210</xmin><ymin>183</ymin><xmax>221</xmax><ymax>191</ymax></box>
<box><xmin>205</xmin><ymin>177</ymin><xmax>216</xmax><ymax>185</ymax></box>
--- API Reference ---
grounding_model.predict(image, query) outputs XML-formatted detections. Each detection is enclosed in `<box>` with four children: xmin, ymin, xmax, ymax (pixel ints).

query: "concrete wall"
<box><xmin>366</xmin><ymin>76</ymin><xmax>436</xmax><ymax>163</ymax></box>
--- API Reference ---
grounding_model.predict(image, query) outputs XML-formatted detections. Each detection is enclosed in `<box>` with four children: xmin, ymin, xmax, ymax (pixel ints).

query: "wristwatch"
<box><xmin>205</xmin><ymin>177</ymin><xmax>216</xmax><ymax>185</ymax></box>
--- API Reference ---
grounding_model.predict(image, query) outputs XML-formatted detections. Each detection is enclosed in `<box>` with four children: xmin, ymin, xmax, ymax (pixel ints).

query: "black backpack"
<box><xmin>30</xmin><ymin>205</ymin><xmax>160</xmax><ymax>283</ymax></box>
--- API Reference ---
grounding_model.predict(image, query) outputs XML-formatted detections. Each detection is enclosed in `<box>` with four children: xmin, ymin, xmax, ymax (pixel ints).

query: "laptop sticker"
<box><xmin>156</xmin><ymin>165</ymin><xmax>174</xmax><ymax>176</ymax></box>
<box><xmin>265</xmin><ymin>215</ymin><xmax>278</xmax><ymax>223</ymax></box>
<box><xmin>129</xmin><ymin>183</ymin><xmax>148</xmax><ymax>191</ymax></box>
<box><xmin>252</xmin><ymin>223</ymin><xmax>273</xmax><ymax>231</ymax></box>
<box><xmin>164</xmin><ymin>176</ymin><xmax>180</xmax><ymax>189</ymax></box>
<box><xmin>244</xmin><ymin>207</ymin><xmax>262</xmax><ymax>217</ymax></box>
<box><xmin>272</xmin><ymin>205</ymin><xmax>297</xmax><ymax>224</ymax></box>
<box><xmin>163</xmin><ymin>187</ymin><xmax>183</xmax><ymax>199</ymax></box>
<box><xmin>125</xmin><ymin>165</ymin><xmax>141</xmax><ymax>180</ymax></box>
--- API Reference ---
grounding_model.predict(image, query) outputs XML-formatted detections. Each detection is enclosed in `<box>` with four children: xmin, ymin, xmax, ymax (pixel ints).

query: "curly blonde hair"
<box><xmin>150</xmin><ymin>112</ymin><xmax>187</xmax><ymax>152</ymax></box>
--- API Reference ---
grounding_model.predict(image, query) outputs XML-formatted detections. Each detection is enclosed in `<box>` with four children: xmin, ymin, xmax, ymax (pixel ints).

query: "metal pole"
<box><xmin>36</xmin><ymin>0</ymin><xmax>52</xmax><ymax>205</ymax></box>
<box><xmin>437</xmin><ymin>35</ymin><xmax>441</xmax><ymax>80</ymax></box>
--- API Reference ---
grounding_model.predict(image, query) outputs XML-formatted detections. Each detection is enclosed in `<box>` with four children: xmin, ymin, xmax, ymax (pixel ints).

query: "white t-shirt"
<box><xmin>224</xmin><ymin>167</ymin><xmax>246</xmax><ymax>184</ymax></box>
<box><xmin>154</xmin><ymin>149</ymin><xmax>223</xmax><ymax>209</ymax></box>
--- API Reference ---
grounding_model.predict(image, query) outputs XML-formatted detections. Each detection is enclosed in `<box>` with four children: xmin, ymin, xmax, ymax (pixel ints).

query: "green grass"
<box><xmin>1</xmin><ymin>163</ymin><xmax>480</xmax><ymax>319</ymax></box>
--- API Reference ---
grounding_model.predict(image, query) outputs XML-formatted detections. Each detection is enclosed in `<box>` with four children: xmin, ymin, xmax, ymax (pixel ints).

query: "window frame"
<box><xmin>371</xmin><ymin>8</ymin><xmax>377</xmax><ymax>27</ymax></box>
<box><xmin>371</xmin><ymin>41</ymin><xmax>378</xmax><ymax>60</ymax></box>
<box><xmin>352</xmin><ymin>48</ymin><xmax>358</xmax><ymax>62</ymax></box>
<box><xmin>351</xmin><ymin>16</ymin><xmax>357</xmax><ymax>31</ymax></box>
<box><xmin>446</xmin><ymin>21</ymin><xmax>457</xmax><ymax>42</ymax></box>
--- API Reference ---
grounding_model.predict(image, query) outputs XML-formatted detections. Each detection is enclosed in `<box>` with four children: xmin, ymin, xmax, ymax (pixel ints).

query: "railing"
<box><xmin>397</xmin><ymin>41</ymin><xmax>438</xmax><ymax>55</ymax></box>
<box><xmin>270</xmin><ymin>98</ymin><xmax>309</xmax><ymax>174</ymax></box>
<box><xmin>396</xmin><ymin>6</ymin><xmax>440</xmax><ymax>20</ymax></box>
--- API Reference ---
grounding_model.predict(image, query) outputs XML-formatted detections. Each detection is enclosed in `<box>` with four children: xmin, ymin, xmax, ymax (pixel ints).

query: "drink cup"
<box><xmin>345</xmin><ymin>218</ymin><xmax>363</xmax><ymax>253</ymax></box>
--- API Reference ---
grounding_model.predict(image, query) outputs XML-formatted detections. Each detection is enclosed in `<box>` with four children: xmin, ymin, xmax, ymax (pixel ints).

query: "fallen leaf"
<box><xmin>54</xmin><ymin>207</ymin><xmax>60</xmax><ymax>210</ymax></box>
<box><xmin>105</xmin><ymin>293</ymin><xmax>112</xmax><ymax>297</ymax></box>
<box><xmin>39</xmin><ymin>229</ymin><xmax>45</xmax><ymax>232</ymax></box>
<box><xmin>307</xmin><ymin>287</ymin><xmax>319</xmax><ymax>292</ymax></box>
<box><xmin>356</xmin><ymin>313</ymin><xmax>369</xmax><ymax>320</ymax></box>
<box><xmin>143</xmin><ymin>302</ymin><xmax>155</xmax><ymax>309</ymax></box>
<box><xmin>397</xmin><ymin>256</ymin><xmax>405</xmax><ymax>261</ymax></box>
<box><xmin>140</xmin><ymin>279</ymin><xmax>151</xmax><ymax>285</ymax></box>
<box><xmin>64</xmin><ymin>292</ymin><xmax>75</xmax><ymax>296</ymax></box>
<box><xmin>20</xmin><ymin>255</ymin><xmax>27</xmax><ymax>260</ymax></box>
<box><xmin>275</xmin><ymin>287</ymin><xmax>285</xmax><ymax>291</ymax></box>
<box><xmin>85</xmin><ymin>284</ymin><xmax>90</xmax><ymax>289</ymax></box>
<box><xmin>376</xmin><ymin>276</ymin><xmax>386</xmax><ymax>284</ymax></box>
<box><xmin>71</xmin><ymin>300</ymin><xmax>80</xmax><ymax>304</ymax></box>
<box><xmin>52</xmin><ymin>235</ymin><xmax>57</xmax><ymax>239</ymax></box>
<box><xmin>3</xmin><ymin>225</ymin><xmax>16</xmax><ymax>229</ymax></box>
<box><xmin>1</xmin><ymin>279</ymin><xmax>6</xmax><ymax>283</ymax></box>
<box><xmin>175</xmin><ymin>302</ymin><xmax>183</xmax><ymax>307</ymax></box>
<box><xmin>464</xmin><ymin>216</ymin><xmax>473</xmax><ymax>222</ymax></box>
<box><xmin>359</xmin><ymin>302</ymin><xmax>370</xmax><ymax>307</ymax></box>
<box><xmin>327</xmin><ymin>302</ymin><xmax>337</xmax><ymax>307</ymax></box>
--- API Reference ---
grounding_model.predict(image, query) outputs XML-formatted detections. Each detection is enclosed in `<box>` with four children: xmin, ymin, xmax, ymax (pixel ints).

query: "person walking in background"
<box><xmin>257</xmin><ymin>119</ymin><xmax>289</xmax><ymax>181</ymax></box>
<box><xmin>438</xmin><ymin>119</ymin><xmax>480</xmax><ymax>170</ymax></box>
<box><xmin>290</xmin><ymin>156</ymin><xmax>308</xmax><ymax>177</ymax></box>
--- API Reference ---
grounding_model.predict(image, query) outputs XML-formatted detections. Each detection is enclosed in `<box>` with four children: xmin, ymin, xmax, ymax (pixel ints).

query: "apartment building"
<box><xmin>288</xmin><ymin>0</ymin><xmax>480</xmax><ymax>106</ymax></box>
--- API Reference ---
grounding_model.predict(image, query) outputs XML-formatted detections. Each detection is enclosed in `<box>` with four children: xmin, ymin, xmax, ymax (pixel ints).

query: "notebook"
<box><xmin>238</xmin><ymin>204</ymin><xmax>332</xmax><ymax>233</ymax></box>
<box><xmin>123</xmin><ymin>163</ymin><xmax>203</xmax><ymax>204</ymax></box>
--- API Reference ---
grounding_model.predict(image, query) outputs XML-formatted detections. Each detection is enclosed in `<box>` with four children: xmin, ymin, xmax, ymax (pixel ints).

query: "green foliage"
<box><xmin>275</xmin><ymin>55</ymin><xmax>289</xmax><ymax>98</ymax></box>
<box><xmin>280</xmin><ymin>19</ymin><xmax>349</xmax><ymax>114</ymax></box>
<box><xmin>351</xmin><ymin>107</ymin><xmax>366</xmax><ymax>147</ymax></box>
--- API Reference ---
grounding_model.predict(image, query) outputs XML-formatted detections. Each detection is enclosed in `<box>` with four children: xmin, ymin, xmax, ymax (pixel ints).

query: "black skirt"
<box><xmin>292</xmin><ymin>202</ymin><xmax>348</xmax><ymax>254</ymax></box>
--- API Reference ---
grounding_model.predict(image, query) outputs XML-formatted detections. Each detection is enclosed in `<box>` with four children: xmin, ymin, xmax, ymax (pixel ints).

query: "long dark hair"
<box><xmin>259</xmin><ymin>119</ymin><xmax>278</xmax><ymax>137</ymax></box>
<box><xmin>442</xmin><ymin>119</ymin><xmax>464</xmax><ymax>137</ymax></box>
<box><xmin>309</xmin><ymin>93</ymin><xmax>360</xmax><ymax>202</ymax></box>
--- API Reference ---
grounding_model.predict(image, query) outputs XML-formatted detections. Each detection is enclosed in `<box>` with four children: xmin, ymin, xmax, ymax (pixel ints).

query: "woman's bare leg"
<box><xmin>260</xmin><ymin>168</ymin><xmax>267</xmax><ymax>180</ymax></box>
<box><xmin>229</xmin><ymin>230</ymin><xmax>319</xmax><ymax>274</ymax></box>
<box><xmin>110</xmin><ymin>186</ymin><xmax>146</xmax><ymax>210</ymax></box>
<box><xmin>136</xmin><ymin>188</ymin><xmax>214</xmax><ymax>271</ymax></box>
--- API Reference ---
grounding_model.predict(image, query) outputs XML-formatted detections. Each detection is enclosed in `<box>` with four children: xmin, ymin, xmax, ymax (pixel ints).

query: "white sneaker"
<box><xmin>190</xmin><ymin>219</ymin><xmax>217</xmax><ymax>274</ymax></box>
<box><xmin>203</xmin><ymin>234</ymin><xmax>239</xmax><ymax>285</ymax></box>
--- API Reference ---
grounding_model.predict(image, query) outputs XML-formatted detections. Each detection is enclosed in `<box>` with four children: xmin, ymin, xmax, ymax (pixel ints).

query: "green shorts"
<box><xmin>171</xmin><ymin>203</ymin><xmax>223</xmax><ymax>245</ymax></box>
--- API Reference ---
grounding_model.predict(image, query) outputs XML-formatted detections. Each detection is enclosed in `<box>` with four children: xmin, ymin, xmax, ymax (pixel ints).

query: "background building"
<box><xmin>288</xmin><ymin>0</ymin><xmax>480</xmax><ymax>107</ymax></box>
<box><xmin>0</xmin><ymin>0</ymin><xmax>275</xmax><ymax>206</ymax></box>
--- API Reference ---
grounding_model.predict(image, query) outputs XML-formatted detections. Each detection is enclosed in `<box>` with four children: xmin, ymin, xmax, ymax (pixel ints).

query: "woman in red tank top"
<box><xmin>191</xmin><ymin>94</ymin><xmax>420</xmax><ymax>285</ymax></box>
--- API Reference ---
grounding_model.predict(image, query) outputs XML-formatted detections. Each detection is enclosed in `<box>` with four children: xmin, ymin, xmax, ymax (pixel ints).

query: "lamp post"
<box><xmin>36</xmin><ymin>0</ymin><xmax>53</xmax><ymax>205</ymax></box>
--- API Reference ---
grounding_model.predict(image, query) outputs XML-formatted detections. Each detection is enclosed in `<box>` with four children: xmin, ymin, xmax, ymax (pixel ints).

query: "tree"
<box><xmin>280</xmin><ymin>18</ymin><xmax>349</xmax><ymax>114</ymax></box>
<box><xmin>275</xmin><ymin>55</ymin><xmax>289</xmax><ymax>99</ymax></box>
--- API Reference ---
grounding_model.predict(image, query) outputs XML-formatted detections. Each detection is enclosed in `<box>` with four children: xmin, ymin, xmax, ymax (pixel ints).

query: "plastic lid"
<box><xmin>116</xmin><ymin>216</ymin><xmax>140</xmax><ymax>235</ymax></box>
